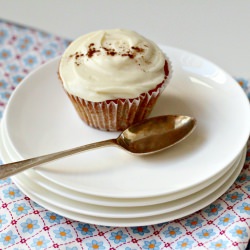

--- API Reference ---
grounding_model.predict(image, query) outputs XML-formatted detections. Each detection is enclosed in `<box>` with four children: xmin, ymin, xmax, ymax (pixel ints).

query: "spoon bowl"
<box><xmin>117</xmin><ymin>115</ymin><xmax>196</xmax><ymax>154</ymax></box>
<box><xmin>0</xmin><ymin>115</ymin><xmax>196</xmax><ymax>179</ymax></box>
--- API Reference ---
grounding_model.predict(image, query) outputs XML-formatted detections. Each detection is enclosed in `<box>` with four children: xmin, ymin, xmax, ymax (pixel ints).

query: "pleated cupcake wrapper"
<box><xmin>66</xmin><ymin>83</ymin><xmax>164</xmax><ymax>131</ymax></box>
<box><xmin>65</xmin><ymin>56</ymin><xmax>173</xmax><ymax>131</ymax></box>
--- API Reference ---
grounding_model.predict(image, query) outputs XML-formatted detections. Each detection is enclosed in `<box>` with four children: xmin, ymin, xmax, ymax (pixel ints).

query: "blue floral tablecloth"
<box><xmin>0</xmin><ymin>19</ymin><xmax>250</xmax><ymax>250</ymax></box>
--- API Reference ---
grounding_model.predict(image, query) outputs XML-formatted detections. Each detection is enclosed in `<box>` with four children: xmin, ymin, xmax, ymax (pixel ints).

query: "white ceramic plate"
<box><xmin>12</xmin><ymin>152</ymin><xmax>243</xmax><ymax>219</ymax></box>
<box><xmin>0</xmin><ymin>133</ymin><xmax>245</xmax><ymax>226</ymax></box>
<box><xmin>0</xmin><ymin>143</ymin><xmax>245</xmax><ymax>227</ymax></box>
<box><xmin>0</xmin><ymin>124</ymin><xmax>243</xmax><ymax>218</ymax></box>
<box><xmin>3</xmin><ymin>45</ymin><xmax>250</xmax><ymax>198</ymax></box>
<box><xmin>0</xmin><ymin>118</ymin><xmax>239</xmax><ymax>207</ymax></box>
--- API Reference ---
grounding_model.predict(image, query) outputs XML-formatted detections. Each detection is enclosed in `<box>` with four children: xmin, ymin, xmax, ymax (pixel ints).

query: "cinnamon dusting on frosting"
<box><xmin>69</xmin><ymin>43</ymin><xmax>146</xmax><ymax>66</ymax></box>
<box><xmin>86</xmin><ymin>43</ymin><xmax>100</xmax><ymax>58</ymax></box>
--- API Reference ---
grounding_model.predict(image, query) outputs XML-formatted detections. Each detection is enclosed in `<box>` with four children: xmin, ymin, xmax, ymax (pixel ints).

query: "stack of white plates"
<box><xmin>0</xmin><ymin>46</ymin><xmax>250</xmax><ymax>227</ymax></box>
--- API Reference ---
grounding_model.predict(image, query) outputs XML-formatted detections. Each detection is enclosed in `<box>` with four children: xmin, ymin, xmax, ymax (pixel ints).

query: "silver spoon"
<box><xmin>0</xmin><ymin>115</ymin><xmax>196</xmax><ymax>179</ymax></box>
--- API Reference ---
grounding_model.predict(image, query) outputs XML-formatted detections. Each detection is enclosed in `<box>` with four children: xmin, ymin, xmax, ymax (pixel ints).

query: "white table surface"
<box><xmin>0</xmin><ymin>0</ymin><xmax>249</xmax><ymax>77</ymax></box>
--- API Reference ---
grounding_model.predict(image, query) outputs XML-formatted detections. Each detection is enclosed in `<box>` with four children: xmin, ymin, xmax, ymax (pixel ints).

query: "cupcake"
<box><xmin>59</xmin><ymin>29</ymin><xmax>172</xmax><ymax>131</ymax></box>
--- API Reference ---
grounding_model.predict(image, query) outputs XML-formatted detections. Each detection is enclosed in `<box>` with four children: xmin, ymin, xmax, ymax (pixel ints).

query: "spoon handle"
<box><xmin>0</xmin><ymin>139</ymin><xmax>116</xmax><ymax>179</ymax></box>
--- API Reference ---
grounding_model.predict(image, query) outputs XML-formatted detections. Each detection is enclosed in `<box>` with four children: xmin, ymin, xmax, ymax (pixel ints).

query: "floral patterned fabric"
<box><xmin>0</xmin><ymin>19</ymin><xmax>250</xmax><ymax>250</ymax></box>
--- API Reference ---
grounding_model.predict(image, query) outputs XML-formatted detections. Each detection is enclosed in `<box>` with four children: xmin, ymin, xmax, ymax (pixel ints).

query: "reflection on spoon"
<box><xmin>0</xmin><ymin>115</ymin><xmax>196</xmax><ymax>179</ymax></box>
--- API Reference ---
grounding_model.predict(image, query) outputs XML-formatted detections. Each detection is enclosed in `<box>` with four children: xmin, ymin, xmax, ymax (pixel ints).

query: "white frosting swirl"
<box><xmin>59</xmin><ymin>29</ymin><xmax>167</xmax><ymax>102</ymax></box>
